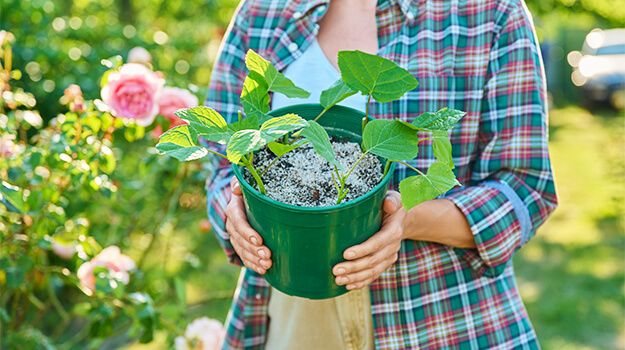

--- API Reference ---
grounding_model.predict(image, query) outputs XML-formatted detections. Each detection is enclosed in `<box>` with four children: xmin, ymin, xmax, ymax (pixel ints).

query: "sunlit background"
<box><xmin>1</xmin><ymin>0</ymin><xmax>624</xmax><ymax>349</ymax></box>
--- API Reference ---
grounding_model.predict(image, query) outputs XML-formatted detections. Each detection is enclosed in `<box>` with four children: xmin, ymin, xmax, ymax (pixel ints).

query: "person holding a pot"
<box><xmin>205</xmin><ymin>0</ymin><xmax>558</xmax><ymax>348</ymax></box>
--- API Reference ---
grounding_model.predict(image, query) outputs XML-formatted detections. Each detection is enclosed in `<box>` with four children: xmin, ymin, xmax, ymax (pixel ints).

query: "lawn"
<box><xmin>514</xmin><ymin>106</ymin><xmax>625</xmax><ymax>350</ymax></box>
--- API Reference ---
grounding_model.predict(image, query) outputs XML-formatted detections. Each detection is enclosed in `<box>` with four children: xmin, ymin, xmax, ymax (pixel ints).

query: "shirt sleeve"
<box><xmin>445</xmin><ymin>2</ymin><xmax>558</xmax><ymax>278</ymax></box>
<box><xmin>203</xmin><ymin>0</ymin><xmax>251</xmax><ymax>267</ymax></box>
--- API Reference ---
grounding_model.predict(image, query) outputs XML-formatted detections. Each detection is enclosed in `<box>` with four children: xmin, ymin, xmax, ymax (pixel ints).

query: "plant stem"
<box><xmin>241</xmin><ymin>156</ymin><xmax>265</xmax><ymax>195</ymax></box>
<box><xmin>206</xmin><ymin>149</ymin><xmax>229</xmax><ymax>161</ymax></box>
<box><xmin>47</xmin><ymin>273</ymin><xmax>70</xmax><ymax>322</ymax></box>
<box><xmin>393</xmin><ymin>160</ymin><xmax>426</xmax><ymax>177</ymax></box>
<box><xmin>364</xmin><ymin>93</ymin><xmax>372</xmax><ymax>124</ymax></box>
<box><xmin>313</xmin><ymin>107</ymin><xmax>329</xmax><ymax>122</ymax></box>
<box><xmin>259</xmin><ymin>155</ymin><xmax>282</xmax><ymax>177</ymax></box>
<box><xmin>383</xmin><ymin>159</ymin><xmax>392</xmax><ymax>177</ymax></box>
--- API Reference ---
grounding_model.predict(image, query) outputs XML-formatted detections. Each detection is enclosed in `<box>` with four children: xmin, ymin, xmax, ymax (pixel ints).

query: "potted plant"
<box><xmin>156</xmin><ymin>50</ymin><xmax>465</xmax><ymax>299</ymax></box>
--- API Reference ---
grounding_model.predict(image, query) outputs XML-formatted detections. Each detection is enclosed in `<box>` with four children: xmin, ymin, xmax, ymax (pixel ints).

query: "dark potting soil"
<box><xmin>243</xmin><ymin>140</ymin><xmax>384</xmax><ymax>207</ymax></box>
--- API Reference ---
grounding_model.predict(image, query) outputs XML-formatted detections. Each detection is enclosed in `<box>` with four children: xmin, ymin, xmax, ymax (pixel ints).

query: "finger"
<box><xmin>226</xmin><ymin>195</ymin><xmax>264</xmax><ymax>247</ymax></box>
<box><xmin>336</xmin><ymin>255</ymin><xmax>397</xmax><ymax>290</ymax></box>
<box><xmin>383</xmin><ymin>190</ymin><xmax>402</xmax><ymax>214</ymax></box>
<box><xmin>230</xmin><ymin>176</ymin><xmax>242</xmax><ymax>196</ymax></box>
<box><xmin>334</xmin><ymin>242</ymin><xmax>399</xmax><ymax>276</ymax></box>
<box><xmin>229</xmin><ymin>231</ymin><xmax>272</xmax><ymax>273</ymax></box>
<box><xmin>342</xmin><ymin>223</ymin><xmax>402</xmax><ymax>261</ymax></box>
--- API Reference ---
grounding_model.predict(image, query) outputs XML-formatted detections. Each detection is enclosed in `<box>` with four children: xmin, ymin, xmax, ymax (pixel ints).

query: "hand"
<box><xmin>225</xmin><ymin>177</ymin><xmax>272</xmax><ymax>274</ymax></box>
<box><xmin>332</xmin><ymin>191</ymin><xmax>404</xmax><ymax>290</ymax></box>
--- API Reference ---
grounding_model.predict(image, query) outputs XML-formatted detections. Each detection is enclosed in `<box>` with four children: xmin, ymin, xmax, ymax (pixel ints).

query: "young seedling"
<box><xmin>156</xmin><ymin>49</ymin><xmax>466</xmax><ymax>210</ymax></box>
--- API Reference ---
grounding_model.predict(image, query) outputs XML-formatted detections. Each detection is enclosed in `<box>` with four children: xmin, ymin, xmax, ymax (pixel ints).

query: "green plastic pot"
<box><xmin>232</xmin><ymin>104</ymin><xmax>395</xmax><ymax>299</ymax></box>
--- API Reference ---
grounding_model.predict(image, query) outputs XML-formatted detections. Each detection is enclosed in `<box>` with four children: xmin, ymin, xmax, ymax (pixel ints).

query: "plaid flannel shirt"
<box><xmin>204</xmin><ymin>0</ymin><xmax>558</xmax><ymax>348</ymax></box>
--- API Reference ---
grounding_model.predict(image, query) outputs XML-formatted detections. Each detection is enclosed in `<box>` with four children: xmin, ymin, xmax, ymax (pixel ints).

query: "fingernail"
<box><xmin>233</xmin><ymin>181</ymin><xmax>240</xmax><ymax>191</ymax></box>
<box><xmin>346</xmin><ymin>284</ymin><xmax>355</xmax><ymax>290</ymax></box>
<box><xmin>391</xmin><ymin>197</ymin><xmax>400</xmax><ymax>208</ymax></box>
<box><xmin>250</xmin><ymin>236</ymin><xmax>258</xmax><ymax>245</ymax></box>
<box><xmin>337</xmin><ymin>277</ymin><xmax>348</xmax><ymax>285</ymax></box>
<box><xmin>258</xmin><ymin>249</ymin><xmax>266</xmax><ymax>258</ymax></box>
<box><xmin>335</xmin><ymin>267</ymin><xmax>345</xmax><ymax>275</ymax></box>
<box><xmin>260</xmin><ymin>260</ymin><xmax>269</xmax><ymax>268</ymax></box>
<box><xmin>346</xmin><ymin>251</ymin><xmax>356</xmax><ymax>259</ymax></box>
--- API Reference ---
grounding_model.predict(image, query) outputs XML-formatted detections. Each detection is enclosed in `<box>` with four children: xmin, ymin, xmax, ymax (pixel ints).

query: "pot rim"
<box><xmin>232</xmin><ymin>103</ymin><xmax>396</xmax><ymax>214</ymax></box>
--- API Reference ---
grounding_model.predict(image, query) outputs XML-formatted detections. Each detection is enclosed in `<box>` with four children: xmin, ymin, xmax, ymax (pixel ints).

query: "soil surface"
<box><xmin>243</xmin><ymin>140</ymin><xmax>384</xmax><ymax>207</ymax></box>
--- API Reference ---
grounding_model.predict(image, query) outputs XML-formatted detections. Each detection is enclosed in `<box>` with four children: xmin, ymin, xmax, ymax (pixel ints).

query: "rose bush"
<box><xmin>77</xmin><ymin>245</ymin><xmax>136</xmax><ymax>292</ymax></box>
<box><xmin>101</xmin><ymin>63</ymin><xmax>165</xmax><ymax>126</ymax></box>
<box><xmin>152</xmin><ymin>86</ymin><xmax>199</xmax><ymax>137</ymax></box>
<box><xmin>175</xmin><ymin>317</ymin><xmax>226</xmax><ymax>350</ymax></box>
<box><xmin>1</xmin><ymin>37</ymin><xmax>235</xmax><ymax>349</ymax></box>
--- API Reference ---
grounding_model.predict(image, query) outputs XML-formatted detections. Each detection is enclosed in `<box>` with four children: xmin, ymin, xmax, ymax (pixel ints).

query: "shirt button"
<box><xmin>406</xmin><ymin>12</ymin><xmax>415</xmax><ymax>20</ymax></box>
<box><xmin>293</xmin><ymin>11</ymin><xmax>302</xmax><ymax>19</ymax></box>
<box><xmin>288</xmin><ymin>42</ymin><xmax>298</xmax><ymax>53</ymax></box>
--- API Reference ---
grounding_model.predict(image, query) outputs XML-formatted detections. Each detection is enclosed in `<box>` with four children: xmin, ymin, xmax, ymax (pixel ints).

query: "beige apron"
<box><xmin>265</xmin><ymin>286</ymin><xmax>374</xmax><ymax>350</ymax></box>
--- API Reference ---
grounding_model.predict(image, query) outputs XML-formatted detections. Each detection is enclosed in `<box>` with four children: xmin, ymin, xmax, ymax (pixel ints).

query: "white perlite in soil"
<box><xmin>243</xmin><ymin>140</ymin><xmax>384</xmax><ymax>207</ymax></box>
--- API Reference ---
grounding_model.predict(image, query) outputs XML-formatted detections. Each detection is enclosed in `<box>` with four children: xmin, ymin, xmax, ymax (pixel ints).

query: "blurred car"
<box><xmin>568</xmin><ymin>28</ymin><xmax>625</xmax><ymax>110</ymax></box>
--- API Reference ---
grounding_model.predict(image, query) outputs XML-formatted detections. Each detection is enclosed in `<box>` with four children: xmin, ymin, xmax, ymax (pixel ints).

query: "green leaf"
<box><xmin>362</xmin><ymin>120</ymin><xmax>419</xmax><ymax>160</ymax></box>
<box><xmin>406</xmin><ymin>108</ymin><xmax>466</xmax><ymax>131</ymax></box>
<box><xmin>398</xmin><ymin>162</ymin><xmax>461</xmax><ymax>209</ymax></box>
<box><xmin>175</xmin><ymin>106</ymin><xmax>232</xmax><ymax>144</ymax></box>
<box><xmin>241</xmin><ymin>71</ymin><xmax>271</xmax><ymax>123</ymax></box>
<box><xmin>320</xmin><ymin>78</ymin><xmax>358</xmax><ymax>109</ymax></box>
<box><xmin>260</xmin><ymin>113</ymin><xmax>308</xmax><ymax>136</ymax></box>
<box><xmin>431</xmin><ymin>131</ymin><xmax>454</xmax><ymax>169</ymax></box>
<box><xmin>156</xmin><ymin>125</ymin><xmax>209</xmax><ymax>161</ymax></box>
<box><xmin>226</xmin><ymin>114</ymin><xmax>308</xmax><ymax>164</ymax></box>
<box><xmin>174</xmin><ymin>277</ymin><xmax>186</xmax><ymax>310</ymax></box>
<box><xmin>337</xmin><ymin>50</ymin><xmax>419</xmax><ymax>103</ymax></box>
<box><xmin>267</xmin><ymin>140</ymin><xmax>305</xmax><ymax>157</ymax></box>
<box><xmin>245</xmin><ymin>49</ymin><xmax>310</xmax><ymax>98</ymax></box>
<box><xmin>297</xmin><ymin>121</ymin><xmax>343</xmax><ymax>171</ymax></box>
<box><xmin>0</xmin><ymin>181</ymin><xmax>26</xmax><ymax>213</ymax></box>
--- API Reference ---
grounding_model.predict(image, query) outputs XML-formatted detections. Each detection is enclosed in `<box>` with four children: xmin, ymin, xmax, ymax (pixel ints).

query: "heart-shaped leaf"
<box><xmin>227</xmin><ymin>114</ymin><xmax>308</xmax><ymax>164</ymax></box>
<box><xmin>175</xmin><ymin>106</ymin><xmax>231</xmax><ymax>144</ymax></box>
<box><xmin>320</xmin><ymin>78</ymin><xmax>358</xmax><ymax>109</ymax></box>
<box><xmin>431</xmin><ymin>131</ymin><xmax>454</xmax><ymax>169</ymax></box>
<box><xmin>245</xmin><ymin>49</ymin><xmax>310</xmax><ymax>98</ymax></box>
<box><xmin>156</xmin><ymin>125</ymin><xmax>209</xmax><ymax>161</ymax></box>
<box><xmin>267</xmin><ymin>139</ymin><xmax>307</xmax><ymax>157</ymax></box>
<box><xmin>398</xmin><ymin>162</ymin><xmax>461</xmax><ymax>209</ymax></box>
<box><xmin>362</xmin><ymin>119</ymin><xmax>419</xmax><ymax>160</ymax></box>
<box><xmin>405</xmin><ymin>108</ymin><xmax>466</xmax><ymax>131</ymax></box>
<box><xmin>241</xmin><ymin>71</ymin><xmax>271</xmax><ymax>124</ymax></box>
<box><xmin>338</xmin><ymin>50</ymin><xmax>418</xmax><ymax>103</ymax></box>
<box><xmin>297</xmin><ymin>120</ymin><xmax>343</xmax><ymax>170</ymax></box>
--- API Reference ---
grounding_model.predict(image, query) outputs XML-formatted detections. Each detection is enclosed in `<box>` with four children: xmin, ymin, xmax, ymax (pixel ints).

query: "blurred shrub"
<box><xmin>0</xmin><ymin>31</ymin><xmax>229</xmax><ymax>349</ymax></box>
<box><xmin>1</xmin><ymin>0</ymin><xmax>238</xmax><ymax>121</ymax></box>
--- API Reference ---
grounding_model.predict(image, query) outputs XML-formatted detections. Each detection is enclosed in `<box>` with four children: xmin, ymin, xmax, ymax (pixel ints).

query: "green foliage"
<box><xmin>1</xmin><ymin>38</ymin><xmax>234</xmax><ymax>349</ymax></box>
<box><xmin>362</xmin><ymin>119</ymin><xmax>420</xmax><ymax>161</ymax></box>
<box><xmin>1</xmin><ymin>0</ymin><xmax>240</xmax><ymax>121</ymax></box>
<box><xmin>245</xmin><ymin>49</ymin><xmax>310</xmax><ymax>99</ymax></box>
<box><xmin>297</xmin><ymin>120</ymin><xmax>343</xmax><ymax>170</ymax></box>
<box><xmin>397</xmin><ymin>108</ymin><xmax>466</xmax><ymax>132</ymax></box>
<box><xmin>319</xmin><ymin>78</ymin><xmax>357</xmax><ymax>109</ymax></box>
<box><xmin>398</xmin><ymin>162</ymin><xmax>461</xmax><ymax>210</ymax></box>
<box><xmin>156</xmin><ymin>125</ymin><xmax>208</xmax><ymax>161</ymax></box>
<box><xmin>337</xmin><ymin>50</ymin><xmax>419</xmax><ymax>103</ymax></box>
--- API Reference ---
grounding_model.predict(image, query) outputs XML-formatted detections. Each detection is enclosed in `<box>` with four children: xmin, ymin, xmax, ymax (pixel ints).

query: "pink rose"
<box><xmin>101</xmin><ymin>63</ymin><xmax>165</xmax><ymax>126</ymax></box>
<box><xmin>77</xmin><ymin>246</ymin><xmax>135</xmax><ymax>292</ymax></box>
<box><xmin>151</xmin><ymin>87</ymin><xmax>199</xmax><ymax>138</ymax></box>
<box><xmin>174</xmin><ymin>317</ymin><xmax>225</xmax><ymax>350</ymax></box>
<box><xmin>51</xmin><ymin>238</ymin><xmax>76</xmax><ymax>260</ymax></box>
<box><xmin>0</xmin><ymin>134</ymin><xmax>19</xmax><ymax>158</ymax></box>
<box><xmin>128</xmin><ymin>46</ymin><xmax>152</xmax><ymax>65</ymax></box>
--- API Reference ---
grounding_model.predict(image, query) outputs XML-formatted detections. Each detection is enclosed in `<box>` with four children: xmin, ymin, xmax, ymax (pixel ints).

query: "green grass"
<box><xmin>514</xmin><ymin>106</ymin><xmax>625</xmax><ymax>350</ymax></box>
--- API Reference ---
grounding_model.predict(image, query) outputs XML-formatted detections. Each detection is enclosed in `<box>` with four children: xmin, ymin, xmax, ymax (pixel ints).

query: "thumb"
<box><xmin>383</xmin><ymin>190</ymin><xmax>402</xmax><ymax>214</ymax></box>
<box><xmin>230</xmin><ymin>177</ymin><xmax>242</xmax><ymax>196</ymax></box>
